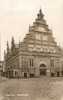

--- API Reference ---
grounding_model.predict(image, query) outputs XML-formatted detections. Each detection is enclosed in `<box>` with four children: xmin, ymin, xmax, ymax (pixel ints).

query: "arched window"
<box><xmin>40</xmin><ymin>64</ymin><xmax>46</xmax><ymax>67</ymax></box>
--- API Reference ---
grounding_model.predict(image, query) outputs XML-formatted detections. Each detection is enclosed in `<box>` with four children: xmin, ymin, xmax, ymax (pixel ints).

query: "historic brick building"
<box><xmin>4</xmin><ymin>9</ymin><xmax>63</xmax><ymax>78</ymax></box>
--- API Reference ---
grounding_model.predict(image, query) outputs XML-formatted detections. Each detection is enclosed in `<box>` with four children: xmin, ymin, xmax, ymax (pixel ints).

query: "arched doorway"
<box><xmin>40</xmin><ymin>64</ymin><xmax>47</xmax><ymax>76</ymax></box>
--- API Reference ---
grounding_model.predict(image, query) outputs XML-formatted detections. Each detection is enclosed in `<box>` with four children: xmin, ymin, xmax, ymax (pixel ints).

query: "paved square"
<box><xmin>0</xmin><ymin>77</ymin><xmax>63</xmax><ymax>100</ymax></box>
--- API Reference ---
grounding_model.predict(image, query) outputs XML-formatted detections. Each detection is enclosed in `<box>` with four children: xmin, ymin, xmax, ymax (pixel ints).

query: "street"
<box><xmin>0</xmin><ymin>77</ymin><xmax>63</xmax><ymax>100</ymax></box>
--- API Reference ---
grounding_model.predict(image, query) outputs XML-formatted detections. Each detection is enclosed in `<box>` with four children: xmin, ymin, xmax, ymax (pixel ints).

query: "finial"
<box><xmin>37</xmin><ymin>8</ymin><xmax>44</xmax><ymax>19</ymax></box>
<box><xmin>39</xmin><ymin>8</ymin><xmax>42</xmax><ymax>14</ymax></box>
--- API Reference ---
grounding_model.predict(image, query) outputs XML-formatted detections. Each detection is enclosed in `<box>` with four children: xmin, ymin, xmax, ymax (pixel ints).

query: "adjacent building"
<box><xmin>0</xmin><ymin>61</ymin><xmax>4</xmax><ymax>76</ymax></box>
<box><xmin>4</xmin><ymin>9</ymin><xmax>63</xmax><ymax>78</ymax></box>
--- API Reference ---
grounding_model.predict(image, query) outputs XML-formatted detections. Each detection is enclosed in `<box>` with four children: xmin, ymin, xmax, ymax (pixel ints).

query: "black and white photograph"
<box><xmin>0</xmin><ymin>0</ymin><xmax>63</xmax><ymax>100</ymax></box>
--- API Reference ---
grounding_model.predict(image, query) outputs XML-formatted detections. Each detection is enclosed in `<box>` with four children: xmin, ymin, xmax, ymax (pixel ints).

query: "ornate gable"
<box><xmin>20</xmin><ymin>9</ymin><xmax>61</xmax><ymax>54</ymax></box>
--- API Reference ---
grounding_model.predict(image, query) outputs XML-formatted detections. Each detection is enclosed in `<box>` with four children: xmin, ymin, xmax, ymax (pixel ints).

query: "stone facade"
<box><xmin>4</xmin><ymin>9</ymin><xmax>63</xmax><ymax>78</ymax></box>
<box><xmin>0</xmin><ymin>61</ymin><xmax>4</xmax><ymax>76</ymax></box>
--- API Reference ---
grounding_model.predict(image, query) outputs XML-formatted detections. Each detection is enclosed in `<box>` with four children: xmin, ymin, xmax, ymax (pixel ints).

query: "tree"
<box><xmin>7</xmin><ymin>41</ymin><xmax>9</xmax><ymax>54</ymax></box>
<box><xmin>11</xmin><ymin>36</ymin><xmax>16</xmax><ymax>52</ymax></box>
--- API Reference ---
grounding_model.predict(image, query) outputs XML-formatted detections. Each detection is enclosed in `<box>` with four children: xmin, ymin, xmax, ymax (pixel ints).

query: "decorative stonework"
<box><xmin>4</xmin><ymin>9</ymin><xmax>63</xmax><ymax>78</ymax></box>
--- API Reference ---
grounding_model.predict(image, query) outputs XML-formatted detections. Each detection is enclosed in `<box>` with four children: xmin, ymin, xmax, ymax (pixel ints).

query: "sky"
<box><xmin>0</xmin><ymin>0</ymin><xmax>63</xmax><ymax>60</ymax></box>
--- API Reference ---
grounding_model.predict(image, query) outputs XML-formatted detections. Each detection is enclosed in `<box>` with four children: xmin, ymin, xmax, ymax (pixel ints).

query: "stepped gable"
<box><xmin>20</xmin><ymin>9</ymin><xmax>61</xmax><ymax>54</ymax></box>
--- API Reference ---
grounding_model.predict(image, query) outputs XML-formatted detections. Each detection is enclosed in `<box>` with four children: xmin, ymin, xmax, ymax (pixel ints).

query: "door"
<box><xmin>40</xmin><ymin>64</ymin><xmax>47</xmax><ymax>76</ymax></box>
<box><xmin>24</xmin><ymin>73</ymin><xmax>27</xmax><ymax>78</ymax></box>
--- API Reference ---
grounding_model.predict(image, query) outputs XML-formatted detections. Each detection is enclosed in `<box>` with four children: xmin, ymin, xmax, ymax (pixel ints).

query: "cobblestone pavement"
<box><xmin>0</xmin><ymin>77</ymin><xmax>63</xmax><ymax>100</ymax></box>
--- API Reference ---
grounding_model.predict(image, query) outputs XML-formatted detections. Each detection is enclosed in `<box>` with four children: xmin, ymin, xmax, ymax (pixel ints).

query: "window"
<box><xmin>30</xmin><ymin>59</ymin><xmax>31</xmax><ymax>66</ymax></box>
<box><xmin>36</xmin><ymin>34</ymin><xmax>41</xmax><ymax>40</ymax></box>
<box><xmin>28</xmin><ymin>44</ymin><xmax>33</xmax><ymax>48</ymax></box>
<box><xmin>30</xmin><ymin>59</ymin><xmax>34</xmax><ymax>67</ymax></box>
<box><xmin>43</xmin><ymin>35</ymin><xmax>48</xmax><ymax>41</ymax></box>
<box><xmin>50</xmin><ymin>59</ymin><xmax>54</xmax><ymax>67</ymax></box>
<box><xmin>38</xmin><ymin>27</ymin><xmax>46</xmax><ymax>32</ymax></box>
